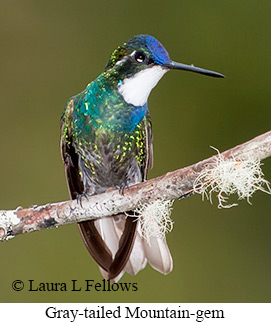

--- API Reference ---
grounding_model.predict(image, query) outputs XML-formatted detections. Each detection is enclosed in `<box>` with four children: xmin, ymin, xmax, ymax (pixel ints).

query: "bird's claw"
<box><xmin>119</xmin><ymin>183</ymin><xmax>129</xmax><ymax>196</ymax></box>
<box><xmin>76</xmin><ymin>192</ymin><xmax>89</xmax><ymax>208</ymax></box>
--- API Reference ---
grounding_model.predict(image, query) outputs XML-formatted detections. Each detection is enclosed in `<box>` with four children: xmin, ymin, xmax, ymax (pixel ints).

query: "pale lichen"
<box><xmin>193</xmin><ymin>147</ymin><xmax>271</xmax><ymax>208</ymax></box>
<box><xmin>132</xmin><ymin>199</ymin><xmax>174</xmax><ymax>244</ymax></box>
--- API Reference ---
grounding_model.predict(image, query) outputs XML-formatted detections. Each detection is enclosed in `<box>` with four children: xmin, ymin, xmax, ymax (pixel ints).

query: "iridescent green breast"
<box><xmin>72</xmin><ymin>73</ymin><xmax>147</xmax><ymax>135</ymax></box>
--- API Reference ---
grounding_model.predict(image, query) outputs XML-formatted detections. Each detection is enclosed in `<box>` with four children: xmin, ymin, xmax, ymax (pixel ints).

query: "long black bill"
<box><xmin>163</xmin><ymin>61</ymin><xmax>225</xmax><ymax>78</ymax></box>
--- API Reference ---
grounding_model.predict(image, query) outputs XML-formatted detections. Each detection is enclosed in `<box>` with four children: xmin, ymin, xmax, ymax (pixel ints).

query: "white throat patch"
<box><xmin>118</xmin><ymin>65</ymin><xmax>168</xmax><ymax>106</ymax></box>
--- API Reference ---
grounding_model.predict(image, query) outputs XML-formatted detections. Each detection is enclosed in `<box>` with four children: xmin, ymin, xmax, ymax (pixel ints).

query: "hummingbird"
<box><xmin>60</xmin><ymin>34</ymin><xmax>224</xmax><ymax>282</ymax></box>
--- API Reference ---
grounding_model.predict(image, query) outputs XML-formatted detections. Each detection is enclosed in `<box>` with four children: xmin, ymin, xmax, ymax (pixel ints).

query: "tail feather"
<box><xmin>80</xmin><ymin>215</ymin><xmax>173</xmax><ymax>282</ymax></box>
<box><xmin>143</xmin><ymin>237</ymin><xmax>173</xmax><ymax>274</ymax></box>
<box><xmin>112</xmin><ymin>215</ymin><xmax>147</xmax><ymax>276</ymax></box>
<box><xmin>123</xmin><ymin>232</ymin><xmax>148</xmax><ymax>276</ymax></box>
<box><xmin>94</xmin><ymin>217</ymin><xmax>120</xmax><ymax>256</ymax></box>
<box><xmin>99</xmin><ymin>267</ymin><xmax>125</xmax><ymax>283</ymax></box>
<box><xmin>80</xmin><ymin>213</ymin><xmax>138</xmax><ymax>281</ymax></box>
<box><xmin>78</xmin><ymin>220</ymin><xmax>113</xmax><ymax>272</ymax></box>
<box><xmin>108</xmin><ymin>215</ymin><xmax>138</xmax><ymax>279</ymax></box>
<box><xmin>97</xmin><ymin>216</ymin><xmax>126</xmax><ymax>283</ymax></box>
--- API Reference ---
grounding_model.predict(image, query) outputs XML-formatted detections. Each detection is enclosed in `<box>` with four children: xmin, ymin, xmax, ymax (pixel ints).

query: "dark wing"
<box><xmin>60</xmin><ymin>98</ymin><xmax>84</xmax><ymax>199</ymax></box>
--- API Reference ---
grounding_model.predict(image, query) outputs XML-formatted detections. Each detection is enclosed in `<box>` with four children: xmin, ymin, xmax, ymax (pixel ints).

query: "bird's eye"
<box><xmin>134</xmin><ymin>51</ymin><xmax>146</xmax><ymax>63</ymax></box>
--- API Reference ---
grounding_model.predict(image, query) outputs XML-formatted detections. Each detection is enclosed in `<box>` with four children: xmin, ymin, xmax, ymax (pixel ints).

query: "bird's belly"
<box><xmin>76</xmin><ymin>131</ymin><xmax>143</xmax><ymax>194</ymax></box>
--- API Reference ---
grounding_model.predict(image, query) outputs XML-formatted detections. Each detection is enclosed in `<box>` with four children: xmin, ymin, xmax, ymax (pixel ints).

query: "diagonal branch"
<box><xmin>0</xmin><ymin>130</ymin><xmax>270</xmax><ymax>241</ymax></box>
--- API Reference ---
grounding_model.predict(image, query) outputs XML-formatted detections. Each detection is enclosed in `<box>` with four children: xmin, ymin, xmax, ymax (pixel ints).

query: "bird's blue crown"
<box><xmin>105</xmin><ymin>34</ymin><xmax>171</xmax><ymax>69</ymax></box>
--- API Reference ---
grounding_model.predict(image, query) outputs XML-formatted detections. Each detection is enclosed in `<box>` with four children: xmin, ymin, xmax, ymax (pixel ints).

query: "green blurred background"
<box><xmin>0</xmin><ymin>0</ymin><xmax>270</xmax><ymax>303</ymax></box>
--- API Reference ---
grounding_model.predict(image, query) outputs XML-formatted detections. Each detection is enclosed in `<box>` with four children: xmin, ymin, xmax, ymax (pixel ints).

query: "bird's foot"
<box><xmin>119</xmin><ymin>182</ymin><xmax>129</xmax><ymax>196</ymax></box>
<box><xmin>76</xmin><ymin>192</ymin><xmax>89</xmax><ymax>208</ymax></box>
